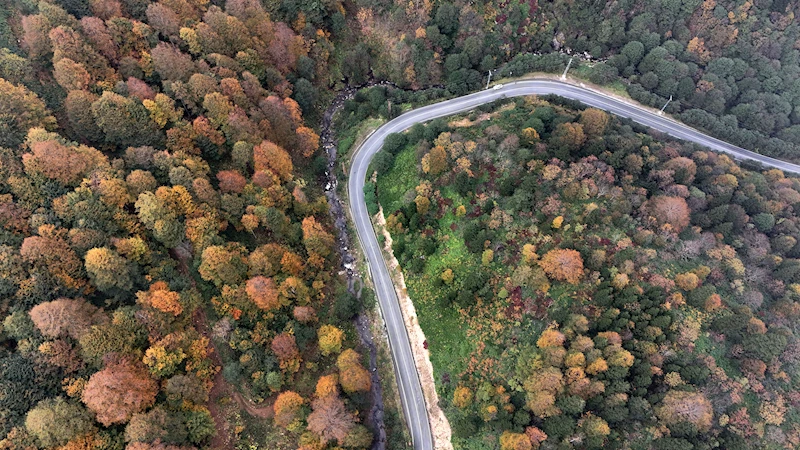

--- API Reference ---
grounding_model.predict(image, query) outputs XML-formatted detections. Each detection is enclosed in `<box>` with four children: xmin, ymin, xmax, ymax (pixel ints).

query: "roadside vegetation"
<box><xmin>353</xmin><ymin>0</ymin><xmax>800</xmax><ymax>162</ymax></box>
<box><xmin>373</xmin><ymin>96</ymin><xmax>800</xmax><ymax>450</ymax></box>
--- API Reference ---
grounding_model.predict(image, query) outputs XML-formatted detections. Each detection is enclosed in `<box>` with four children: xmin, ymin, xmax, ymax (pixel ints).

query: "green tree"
<box><xmin>0</xmin><ymin>78</ymin><xmax>57</xmax><ymax>147</ymax></box>
<box><xmin>91</xmin><ymin>91</ymin><xmax>164</xmax><ymax>148</ymax></box>
<box><xmin>85</xmin><ymin>247</ymin><xmax>134</xmax><ymax>294</ymax></box>
<box><xmin>198</xmin><ymin>244</ymin><xmax>248</xmax><ymax>288</ymax></box>
<box><xmin>292</xmin><ymin>78</ymin><xmax>317</xmax><ymax>114</ymax></box>
<box><xmin>25</xmin><ymin>397</ymin><xmax>95</xmax><ymax>447</ymax></box>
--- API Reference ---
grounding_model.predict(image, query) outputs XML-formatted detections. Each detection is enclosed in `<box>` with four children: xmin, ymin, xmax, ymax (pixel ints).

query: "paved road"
<box><xmin>348</xmin><ymin>78</ymin><xmax>800</xmax><ymax>450</ymax></box>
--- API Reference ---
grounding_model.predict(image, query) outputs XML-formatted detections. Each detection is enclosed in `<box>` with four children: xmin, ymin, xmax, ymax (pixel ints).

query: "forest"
<box><xmin>0</xmin><ymin>0</ymin><xmax>384</xmax><ymax>448</ymax></box>
<box><xmin>351</xmin><ymin>0</ymin><xmax>800</xmax><ymax>161</ymax></box>
<box><xmin>372</xmin><ymin>95</ymin><xmax>800</xmax><ymax>449</ymax></box>
<box><xmin>1</xmin><ymin>0</ymin><xmax>800</xmax><ymax>449</ymax></box>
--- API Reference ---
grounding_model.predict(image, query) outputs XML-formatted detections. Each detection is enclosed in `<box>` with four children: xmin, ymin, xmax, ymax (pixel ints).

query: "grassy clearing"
<box><xmin>375</xmin><ymin>144</ymin><xmax>475</xmax><ymax>390</ymax></box>
<box><xmin>376</xmin><ymin>145</ymin><xmax>418</xmax><ymax>214</ymax></box>
<box><xmin>407</xmin><ymin>275</ymin><xmax>473</xmax><ymax>381</ymax></box>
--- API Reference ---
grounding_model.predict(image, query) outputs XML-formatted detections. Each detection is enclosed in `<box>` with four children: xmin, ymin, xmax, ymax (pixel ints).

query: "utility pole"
<box><xmin>659</xmin><ymin>95</ymin><xmax>673</xmax><ymax>115</ymax></box>
<box><xmin>561</xmin><ymin>57</ymin><xmax>573</xmax><ymax>80</ymax></box>
<box><xmin>485</xmin><ymin>69</ymin><xmax>494</xmax><ymax>89</ymax></box>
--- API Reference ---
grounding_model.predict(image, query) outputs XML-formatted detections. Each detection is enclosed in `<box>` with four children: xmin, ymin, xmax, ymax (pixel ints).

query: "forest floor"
<box><xmin>194</xmin><ymin>308</ymin><xmax>276</xmax><ymax>449</ymax></box>
<box><xmin>373</xmin><ymin>206</ymin><xmax>454</xmax><ymax>450</ymax></box>
<box><xmin>172</xmin><ymin>242</ymin><xmax>276</xmax><ymax>449</ymax></box>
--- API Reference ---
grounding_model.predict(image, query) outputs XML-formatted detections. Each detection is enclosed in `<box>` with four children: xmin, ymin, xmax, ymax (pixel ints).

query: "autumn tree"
<box><xmin>22</xmin><ymin>139</ymin><xmax>97</xmax><ymax>186</ymax></box>
<box><xmin>80</xmin><ymin>16</ymin><xmax>117</xmax><ymax>62</ymax></box>
<box><xmin>272</xmin><ymin>333</ymin><xmax>300</xmax><ymax>366</ymax></box>
<box><xmin>552</xmin><ymin>122</ymin><xmax>586</xmax><ymax>154</ymax></box>
<box><xmin>453</xmin><ymin>385</ymin><xmax>474</xmax><ymax>408</ymax></box>
<box><xmin>29</xmin><ymin>298</ymin><xmax>105</xmax><ymax>340</ymax></box>
<box><xmin>537</xmin><ymin>329</ymin><xmax>566</xmax><ymax>349</ymax></box>
<box><xmin>146</xmin><ymin>2</ymin><xmax>181</xmax><ymax>37</ymax></box>
<box><xmin>136</xmin><ymin>282</ymin><xmax>183</xmax><ymax>316</ymax></box>
<box><xmin>54</xmin><ymin>58</ymin><xmax>91</xmax><ymax>90</ymax></box>
<box><xmin>142</xmin><ymin>343</ymin><xmax>186</xmax><ymax>378</ymax></box>
<box><xmin>253</xmin><ymin>140</ymin><xmax>293</xmax><ymax>182</ymax></box>
<box><xmin>293</xmin><ymin>306</ymin><xmax>317</xmax><ymax>323</ymax></box>
<box><xmin>663</xmin><ymin>156</ymin><xmax>697</xmax><ymax>185</ymax></box>
<box><xmin>91</xmin><ymin>91</ymin><xmax>164</xmax><ymax>148</ymax></box>
<box><xmin>0</xmin><ymin>78</ymin><xmax>57</xmax><ymax>147</ymax></box>
<box><xmin>315</xmin><ymin>374</ymin><xmax>339</xmax><ymax>398</ymax></box>
<box><xmin>151</xmin><ymin>42</ymin><xmax>196</xmax><ymax>82</ymax></box>
<box><xmin>25</xmin><ymin>397</ymin><xmax>95</xmax><ymax>447</ymax></box>
<box><xmin>274</xmin><ymin>391</ymin><xmax>304</xmax><ymax>428</ymax></box>
<box><xmin>20</xmin><ymin>231</ymin><xmax>86</xmax><ymax>292</ymax></box>
<box><xmin>302</xmin><ymin>216</ymin><xmax>334</xmax><ymax>260</ymax></box>
<box><xmin>135</xmin><ymin>188</ymin><xmax>189</xmax><ymax>248</ymax></box>
<box><xmin>656</xmin><ymin>390</ymin><xmax>713</xmax><ymax>432</ymax></box>
<box><xmin>85</xmin><ymin>247</ymin><xmax>134</xmax><ymax>294</ymax></box>
<box><xmin>124</xmin><ymin>406</ymin><xmax>185</xmax><ymax>444</ymax></box>
<box><xmin>579</xmin><ymin>108</ymin><xmax>609</xmax><ymax>137</ymax></box>
<box><xmin>675</xmin><ymin>272</ymin><xmax>699</xmax><ymax>291</ymax></box>
<box><xmin>318</xmin><ymin>324</ymin><xmax>344</xmax><ymax>356</ymax></box>
<box><xmin>38</xmin><ymin>339</ymin><xmax>84</xmax><ymax>372</ymax></box>
<box><xmin>198</xmin><ymin>244</ymin><xmax>247</xmax><ymax>287</ymax></box>
<box><xmin>127</xmin><ymin>77</ymin><xmax>156</xmax><ymax>101</ymax></box>
<box><xmin>296</xmin><ymin>126</ymin><xmax>320</xmax><ymax>158</ymax></box>
<box><xmin>245</xmin><ymin>276</ymin><xmax>281</xmax><ymax>311</ymax></box>
<box><xmin>538</xmin><ymin>249</ymin><xmax>584</xmax><ymax>284</ymax></box>
<box><xmin>48</xmin><ymin>25</ymin><xmax>111</xmax><ymax>83</ymax></box>
<box><xmin>422</xmin><ymin>145</ymin><xmax>448</xmax><ymax>176</ymax></box>
<box><xmin>336</xmin><ymin>349</ymin><xmax>371</xmax><ymax>394</ymax></box>
<box><xmin>217</xmin><ymin>170</ymin><xmax>247</xmax><ymax>194</ymax></box>
<box><xmin>647</xmin><ymin>196</ymin><xmax>690</xmax><ymax>232</ymax></box>
<box><xmin>307</xmin><ymin>394</ymin><xmax>355</xmax><ymax>444</ymax></box>
<box><xmin>500</xmin><ymin>431</ymin><xmax>532</xmax><ymax>450</ymax></box>
<box><xmin>21</xmin><ymin>14</ymin><xmax>52</xmax><ymax>63</ymax></box>
<box><xmin>82</xmin><ymin>359</ymin><xmax>158</xmax><ymax>426</ymax></box>
<box><xmin>248</xmin><ymin>243</ymin><xmax>287</xmax><ymax>277</ymax></box>
<box><xmin>578</xmin><ymin>413</ymin><xmax>611</xmax><ymax>440</ymax></box>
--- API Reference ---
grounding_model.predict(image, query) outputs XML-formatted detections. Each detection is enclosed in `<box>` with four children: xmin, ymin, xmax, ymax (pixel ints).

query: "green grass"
<box><xmin>407</xmin><ymin>275</ymin><xmax>473</xmax><ymax>380</ymax></box>
<box><xmin>376</xmin><ymin>145</ymin><xmax>418</xmax><ymax>213</ymax></box>
<box><xmin>375</xmin><ymin>144</ymin><xmax>475</xmax><ymax>388</ymax></box>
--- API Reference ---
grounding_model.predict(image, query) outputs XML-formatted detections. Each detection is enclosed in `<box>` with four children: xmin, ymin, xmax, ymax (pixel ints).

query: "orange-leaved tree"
<box><xmin>336</xmin><ymin>349</ymin><xmax>371</xmax><ymax>394</ymax></box>
<box><xmin>301</xmin><ymin>216</ymin><xmax>334</xmax><ymax>260</ymax></box>
<box><xmin>81</xmin><ymin>358</ymin><xmax>158</xmax><ymax>426</ymax></box>
<box><xmin>647</xmin><ymin>196</ymin><xmax>690</xmax><ymax>232</ymax></box>
<box><xmin>253</xmin><ymin>140</ymin><xmax>293</xmax><ymax>182</ymax></box>
<box><xmin>245</xmin><ymin>276</ymin><xmax>281</xmax><ymax>311</ymax></box>
<box><xmin>538</xmin><ymin>249</ymin><xmax>584</xmax><ymax>284</ymax></box>
<box><xmin>273</xmin><ymin>391</ymin><xmax>304</xmax><ymax>428</ymax></box>
<box><xmin>136</xmin><ymin>281</ymin><xmax>183</xmax><ymax>316</ymax></box>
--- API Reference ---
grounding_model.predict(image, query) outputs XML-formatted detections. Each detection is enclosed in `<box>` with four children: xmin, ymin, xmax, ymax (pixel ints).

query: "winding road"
<box><xmin>347</xmin><ymin>78</ymin><xmax>800</xmax><ymax>450</ymax></box>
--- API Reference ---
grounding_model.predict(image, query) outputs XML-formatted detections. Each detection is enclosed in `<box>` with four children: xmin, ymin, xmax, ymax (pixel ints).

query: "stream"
<box><xmin>320</xmin><ymin>81</ymin><xmax>395</xmax><ymax>450</ymax></box>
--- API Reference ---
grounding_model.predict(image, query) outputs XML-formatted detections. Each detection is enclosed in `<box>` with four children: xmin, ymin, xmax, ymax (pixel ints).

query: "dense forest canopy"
<box><xmin>373</xmin><ymin>95</ymin><xmax>800</xmax><ymax>449</ymax></box>
<box><xmin>0</xmin><ymin>0</ymin><xmax>381</xmax><ymax>448</ymax></box>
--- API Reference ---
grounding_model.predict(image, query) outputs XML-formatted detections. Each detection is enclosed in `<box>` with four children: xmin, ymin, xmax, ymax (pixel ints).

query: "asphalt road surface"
<box><xmin>347</xmin><ymin>78</ymin><xmax>800</xmax><ymax>450</ymax></box>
